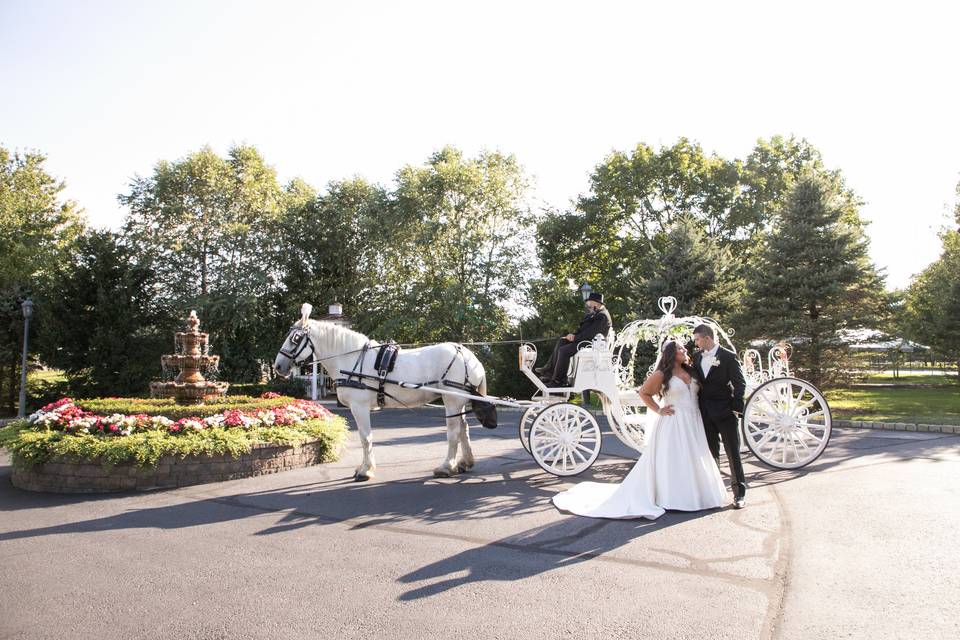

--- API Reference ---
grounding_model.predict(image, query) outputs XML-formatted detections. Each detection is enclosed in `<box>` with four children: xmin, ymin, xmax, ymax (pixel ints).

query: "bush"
<box><xmin>0</xmin><ymin>418</ymin><xmax>346</xmax><ymax>468</ymax></box>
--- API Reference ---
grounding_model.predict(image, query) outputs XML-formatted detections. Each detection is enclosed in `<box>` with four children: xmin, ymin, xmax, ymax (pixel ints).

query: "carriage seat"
<box><xmin>566</xmin><ymin>328</ymin><xmax>617</xmax><ymax>379</ymax></box>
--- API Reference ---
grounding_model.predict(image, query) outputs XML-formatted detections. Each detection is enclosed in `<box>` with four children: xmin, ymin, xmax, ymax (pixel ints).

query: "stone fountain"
<box><xmin>150</xmin><ymin>310</ymin><xmax>229</xmax><ymax>405</ymax></box>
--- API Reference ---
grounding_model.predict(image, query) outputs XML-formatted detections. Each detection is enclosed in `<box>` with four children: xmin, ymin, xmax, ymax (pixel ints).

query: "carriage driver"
<box><xmin>536</xmin><ymin>292</ymin><xmax>612</xmax><ymax>386</ymax></box>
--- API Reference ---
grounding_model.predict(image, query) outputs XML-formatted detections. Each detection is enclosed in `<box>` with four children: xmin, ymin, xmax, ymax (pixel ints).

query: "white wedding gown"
<box><xmin>552</xmin><ymin>375</ymin><xmax>728</xmax><ymax>519</ymax></box>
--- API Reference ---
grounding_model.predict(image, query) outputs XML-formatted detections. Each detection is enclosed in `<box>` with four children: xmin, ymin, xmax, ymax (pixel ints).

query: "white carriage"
<box><xmin>512</xmin><ymin>296</ymin><xmax>832</xmax><ymax>477</ymax></box>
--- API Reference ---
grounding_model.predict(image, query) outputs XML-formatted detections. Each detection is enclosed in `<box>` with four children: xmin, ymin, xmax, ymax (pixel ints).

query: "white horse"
<box><xmin>273</xmin><ymin>305</ymin><xmax>490</xmax><ymax>481</ymax></box>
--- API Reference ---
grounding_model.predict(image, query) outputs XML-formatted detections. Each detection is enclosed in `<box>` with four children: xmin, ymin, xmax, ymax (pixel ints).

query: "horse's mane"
<box><xmin>307</xmin><ymin>319</ymin><xmax>373</xmax><ymax>356</ymax></box>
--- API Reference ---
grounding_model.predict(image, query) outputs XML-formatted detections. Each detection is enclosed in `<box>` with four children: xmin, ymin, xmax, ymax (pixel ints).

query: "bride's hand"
<box><xmin>659</xmin><ymin>404</ymin><xmax>675</xmax><ymax>416</ymax></box>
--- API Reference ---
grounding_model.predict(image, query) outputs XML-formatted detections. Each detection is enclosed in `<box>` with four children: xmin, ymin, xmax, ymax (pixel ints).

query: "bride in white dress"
<box><xmin>552</xmin><ymin>340</ymin><xmax>728</xmax><ymax>519</ymax></box>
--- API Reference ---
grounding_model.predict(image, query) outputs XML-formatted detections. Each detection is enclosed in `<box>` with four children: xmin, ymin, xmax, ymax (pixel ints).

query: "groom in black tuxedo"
<box><xmin>691</xmin><ymin>324</ymin><xmax>748</xmax><ymax>509</ymax></box>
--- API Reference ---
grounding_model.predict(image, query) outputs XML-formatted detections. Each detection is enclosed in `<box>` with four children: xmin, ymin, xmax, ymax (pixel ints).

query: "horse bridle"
<box><xmin>278</xmin><ymin>326</ymin><xmax>316</xmax><ymax>365</ymax></box>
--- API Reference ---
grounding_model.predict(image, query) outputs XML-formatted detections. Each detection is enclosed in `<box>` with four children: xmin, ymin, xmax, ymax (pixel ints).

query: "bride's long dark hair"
<box><xmin>656</xmin><ymin>340</ymin><xmax>695</xmax><ymax>397</ymax></box>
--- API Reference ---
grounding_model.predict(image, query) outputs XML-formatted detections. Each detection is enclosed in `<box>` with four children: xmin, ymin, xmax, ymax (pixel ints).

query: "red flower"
<box><xmin>223</xmin><ymin>409</ymin><xmax>245</xmax><ymax>427</ymax></box>
<box><xmin>41</xmin><ymin>397</ymin><xmax>74</xmax><ymax>413</ymax></box>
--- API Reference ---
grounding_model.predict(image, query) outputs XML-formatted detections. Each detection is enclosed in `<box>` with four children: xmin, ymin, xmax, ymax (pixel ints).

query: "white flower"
<box><xmin>204</xmin><ymin>415</ymin><xmax>225</xmax><ymax>428</ymax></box>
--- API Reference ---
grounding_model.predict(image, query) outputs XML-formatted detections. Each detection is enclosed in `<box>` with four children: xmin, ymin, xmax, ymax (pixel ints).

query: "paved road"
<box><xmin>1</xmin><ymin>408</ymin><xmax>958</xmax><ymax>640</ymax></box>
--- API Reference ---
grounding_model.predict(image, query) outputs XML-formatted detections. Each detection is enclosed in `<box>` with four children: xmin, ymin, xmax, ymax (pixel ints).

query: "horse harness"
<box><xmin>335</xmin><ymin>342</ymin><xmax>498</xmax><ymax>428</ymax></box>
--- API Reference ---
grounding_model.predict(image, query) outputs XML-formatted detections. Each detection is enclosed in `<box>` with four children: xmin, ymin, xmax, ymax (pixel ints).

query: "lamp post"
<box><xmin>577</xmin><ymin>284</ymin><xmax>593</xmax><ymax>406</ymax></box>
<box><xmin>579</xmin><ymin>282</ymin><xmax>592</xmax><ymax>301</ymax></box>
<box><xmin>17</xmin><ymin>298</ymin><xmax>33</xmax><ymax>419</ymax></box>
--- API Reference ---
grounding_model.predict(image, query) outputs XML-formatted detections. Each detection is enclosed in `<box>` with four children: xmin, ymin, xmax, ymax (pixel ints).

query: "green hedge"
<box><xmin>75</xmin><ymin>395</ymin><xmax>296</xmax><ymax>419</ymax></box>
<box><xmin>0</xmin><ymin>416</ymin><xmax>348</xmax><ymax>468</ymax></box>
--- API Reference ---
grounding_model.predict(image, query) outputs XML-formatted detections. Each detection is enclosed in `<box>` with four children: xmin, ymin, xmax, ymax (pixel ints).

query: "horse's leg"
<box><xmin>456</xmin><ymin>414</ymin><xmax>475</xmax><ymax>472</ymax></box>
<box><xmin>349</xmin><ymin>403</ymin><xmax>376</xmax><ymax>481</ymax></box>
<box><xmin>434</xmin><ymin>399</ymin><xmax>465</xmax><ymax>478</ymax></box>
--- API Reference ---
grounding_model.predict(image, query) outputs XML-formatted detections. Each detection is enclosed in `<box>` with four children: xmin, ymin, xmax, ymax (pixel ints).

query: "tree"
<box><xmin>534</xmin><ymin>136</ymin><xmax>827</xmax><ymax>331</ymax></box>
<box><xmin>119</xmin><ymin>145</ymin><xmax>287</xmax><ymax>380</ymax></box>
<box><xmin>278</xmin><ymin>177</ymin><xmax>390</xmax><ymax>330</ymax></box>
<box><xmin>741</xmin><ymin>172</ymin><xmax>884</xmax><ymax>386</ymax></box>
<box><xmin>902</xmin><ymin>202</ymin><xmax>960</xmax><ymax>381</ymax></box>
<box><xmin>374</xmin><ymin>147</ymin><xmax>536</xmax><ymax>344</ymax></box>
<box><xmin>0</xmin><ymin>146</ymin><xmax>84</xmax><ymax>413</ymax></box>
<box><xmin>644</xmin><ymin>215</ymin><xmax>745</xmax><ymax>319</ymax></box>
<box><xmin>37</xmin><ymin>231</ymin><xmax>174</xmax><ymax>396</ymax></box>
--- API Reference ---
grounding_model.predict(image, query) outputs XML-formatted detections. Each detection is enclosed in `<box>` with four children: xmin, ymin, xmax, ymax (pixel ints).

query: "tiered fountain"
<box><xmin>150</xmin><ymin>310</ymin><xmax>229</xmax><ymax>405</ymax></box>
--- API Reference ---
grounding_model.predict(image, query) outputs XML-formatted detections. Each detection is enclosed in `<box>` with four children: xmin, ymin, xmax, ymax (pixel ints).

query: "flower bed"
<box><xmin>74</xmin><ymin>394</ymin><xmax>293</xmax><ymax>420</ymax></box>
<box><xmin>0</xmin><ymin>395</ymin><xmax>348</xmax><ymax>493</ymax></box>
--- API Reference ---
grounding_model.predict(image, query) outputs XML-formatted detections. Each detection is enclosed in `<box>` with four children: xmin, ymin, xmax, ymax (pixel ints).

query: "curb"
<box><xmin>832</xmin><ymin>419</ymin><xmax>959</xmax><ymax>434</ymax></box>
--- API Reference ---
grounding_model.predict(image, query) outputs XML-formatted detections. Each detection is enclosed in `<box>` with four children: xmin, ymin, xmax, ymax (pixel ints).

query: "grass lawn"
<box><xmin>858</xmin><ymin>371</ymin><xmax>959</xmax><ymax>385</ymax></box>
<box><xmin>826</xmin><ymin>386</ymin><xmax>960</xmax><ymax>425</ymax></box>
<box><xmin>27</xmin><ymin>368</ymin><xmax>67</xmax><ymax>388</ymax></box>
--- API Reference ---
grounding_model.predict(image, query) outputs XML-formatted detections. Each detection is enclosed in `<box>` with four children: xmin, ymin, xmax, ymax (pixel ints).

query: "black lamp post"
<box><xmin>577</xmin><ymin>284</ymin><xmax>593</xmax><ymax>406</ymax></box>
<box><xmin>18</xmin><ymin>298</ymin><xmax>33</xmax><ymax>419</ymax></box>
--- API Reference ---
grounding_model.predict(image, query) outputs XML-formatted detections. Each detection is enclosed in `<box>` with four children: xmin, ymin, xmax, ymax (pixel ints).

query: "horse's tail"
<box><xmin>472</xmin><ymin>372</ymin><xmax>496</xmax><ymax>429</ymax></box>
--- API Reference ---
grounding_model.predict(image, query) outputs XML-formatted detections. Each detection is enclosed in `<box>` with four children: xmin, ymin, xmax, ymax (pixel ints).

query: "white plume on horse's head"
<box><xmin>300</xmin><ymin>303</ymin><xmax>313</xmax><ymax>327</ymax></box>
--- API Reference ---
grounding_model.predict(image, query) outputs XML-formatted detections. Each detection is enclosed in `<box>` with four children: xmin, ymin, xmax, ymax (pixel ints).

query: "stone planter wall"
<box><xmin>11</xmin><ymin>439</ymin><xmax>337</xmax><ymax>494</ymax></box>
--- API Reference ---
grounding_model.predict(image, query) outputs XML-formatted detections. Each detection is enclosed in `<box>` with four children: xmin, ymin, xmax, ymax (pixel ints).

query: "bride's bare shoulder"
<box><xmin>639</xmin><ymin>369</ymin><xmax>664</xmax><ymax>394</ymax></box>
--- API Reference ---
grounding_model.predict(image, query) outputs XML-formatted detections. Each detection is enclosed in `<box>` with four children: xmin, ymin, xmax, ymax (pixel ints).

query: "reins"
<box><xmin>299</xmin><ymin>335</ymin><xmax>559</xmax><ymax>366</ymax></box>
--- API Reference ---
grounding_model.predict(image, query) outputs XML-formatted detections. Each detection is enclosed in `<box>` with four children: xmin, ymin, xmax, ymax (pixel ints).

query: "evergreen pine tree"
<box><xmin>644</xmin><ymin>215</ymin><xmax>744</xmax><ymax>319</ymax></box>
<box><xmin>742</xmin><ymin>172</ymin><xmax>883</xmax><ymax>386</ymax></box>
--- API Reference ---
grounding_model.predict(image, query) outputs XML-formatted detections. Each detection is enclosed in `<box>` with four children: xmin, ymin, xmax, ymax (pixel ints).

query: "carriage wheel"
<box><xmin>601</xmin><ymin>396</ymin><xmax>647</xmax><ymax>452</ymax></box>
<box><xmin>518</xmin><ymin>406</ymin><xmax>540</xmax><ymax>453</ymax></box>
<box><xmin>529</xmin><ymin>403</ymin><xmax>602</xmax><ymax>476</ymax></box>
<box><xmin>742</xmin><ymin>377</ymin><xmax>832</xmax><ymax>470</ymax></box>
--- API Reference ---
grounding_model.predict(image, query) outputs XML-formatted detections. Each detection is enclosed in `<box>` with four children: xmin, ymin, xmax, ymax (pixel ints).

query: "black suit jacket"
<box><xmin>573</xmin><ymin>307</ymin><xmax>612</xmax><ymax>343</ymax></box>
<box><xmin>692</xmin><ymin>346</ymin><xmax>746</xmax><ymax>421</ymax></box>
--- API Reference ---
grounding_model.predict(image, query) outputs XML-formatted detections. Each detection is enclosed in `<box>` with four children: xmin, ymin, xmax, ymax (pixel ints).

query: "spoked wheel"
<box><xmin>742</xmin><ymin>377</ymin><xmax>832</xmax><ymax>469</ymax></box>
<box><xmin>529</xmin><ymin>403</ymin><xmax>602</xmax><ymax>476</ymax></box>
<box><xmin>601</xmin><ymin>396</ymin><xmax>647</xmax><ymax>452</ymax></box>
<box><xmin>518</xmin><ymin>406</ymin><xmax>540</xmax><ymax>453</ymax></box>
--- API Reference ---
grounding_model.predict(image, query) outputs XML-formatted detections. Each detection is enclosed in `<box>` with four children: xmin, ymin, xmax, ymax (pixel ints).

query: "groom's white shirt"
<box><xmin>700</xmin><ymin>344</ymin><xmax>719</xmax><ymax>378</ymax></box>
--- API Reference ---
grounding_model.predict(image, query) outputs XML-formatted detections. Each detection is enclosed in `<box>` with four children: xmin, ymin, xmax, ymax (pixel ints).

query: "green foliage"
<box><xmin>279</xmin><ymin>177</ymin><xmax>388</xmax><ymax>324</ymax></box>
<box><xmin>741</xmin><ymin>172</ymin><xmax>884</xmax><ymax>386</ymax></box>
<box><xmin>0</xmin><ymin>146</ymin><xmax>85</xmax><ymax>413</ymax></box>
<box><xmin>534</xmin><ymin>136</ymin><xmax>828</xmax><ymax>330</ymax></box>
<box><xmin>120</xmin><ymin>145</ymin><xmax>288</xmax><ymax>381</ymax></box>
<box><xmin>902</xmin><ymin>228</ymin><xmax>960</xmax><ymax>379</ymax></box>
<box><xmin>10</xmin><ymin>138</ymin><xmax>900</xmax><ymax>398</ymax></box>
<box><xmin>74</xmin><ymin>395</ymin><xmax>296</xmax><ymax>419</ymax></box>
<box><xmin>34</xmin><ymin>231</ymin><xmax>173</xmax><ymax>398</ymax></box>
<box><xmin>0</xmin><ymin>146</ymin><xmax>85</xmax><ymax>289</ymax></box>
<box><xmin>368</xmin><ymin>147</ymin><xmax>535</xmax><ymax>343</ymax></box>
<box><xmin>0</xmin><ymin>415</ymin><xmax>347</xmax><ymax>468</ymax></box>
<box><xmin>644</xmin><ymin>215</ymin><xmax>745</xmax><ymax>318</ymax></box>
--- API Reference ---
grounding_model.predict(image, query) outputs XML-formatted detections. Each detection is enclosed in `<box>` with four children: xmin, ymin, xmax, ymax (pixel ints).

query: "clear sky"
<box><xmin>2</xmin><ymin>0</ymin><xmax>958</xmax><ymax>289</ymax></box>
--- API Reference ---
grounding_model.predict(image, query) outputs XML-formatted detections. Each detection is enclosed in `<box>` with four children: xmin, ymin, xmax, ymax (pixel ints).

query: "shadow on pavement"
<box><xmin>0</xmin><ymin>429</ymin><xmax>955</xmax><ymax>546</ymax></box>
<box><xmin>394</xmin><ymin>508</ymin><xmax>714</xmax><ymax>601</ymax></box>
